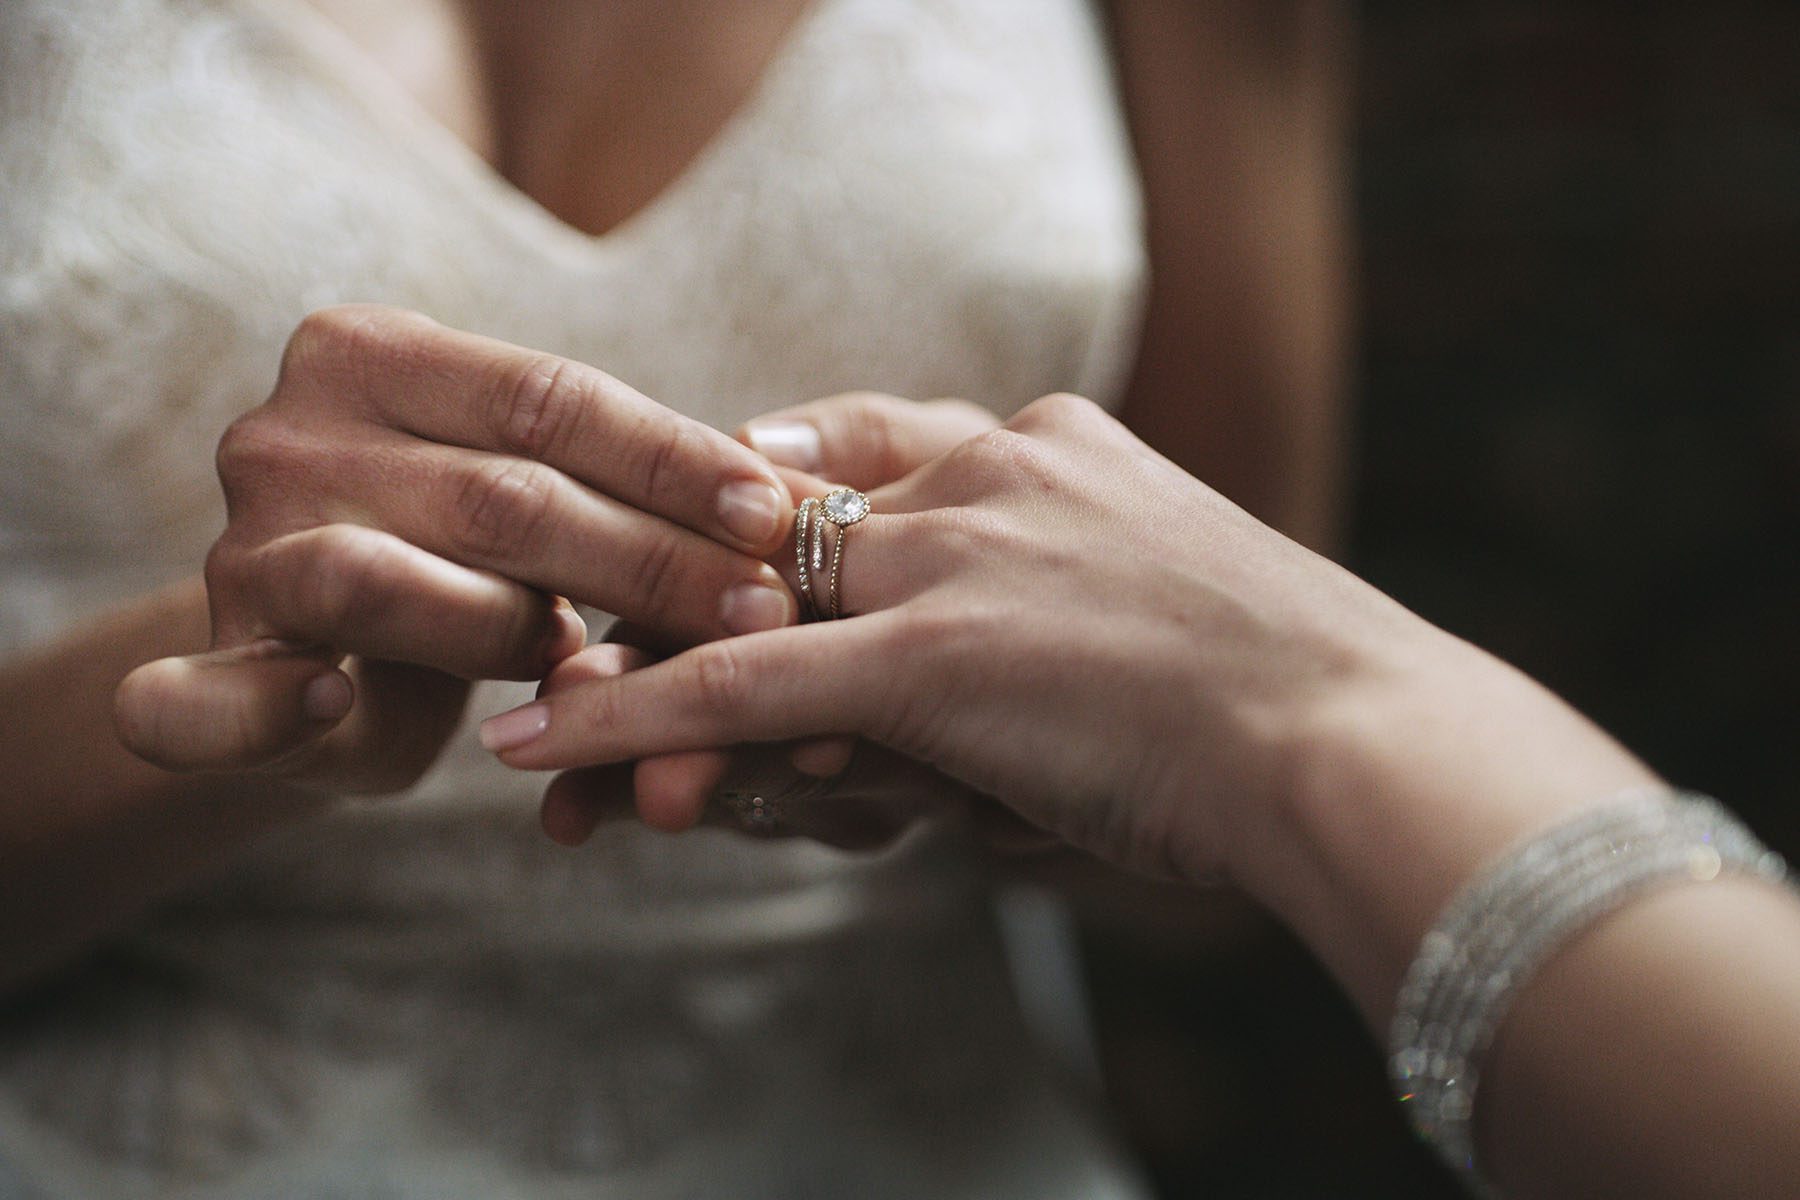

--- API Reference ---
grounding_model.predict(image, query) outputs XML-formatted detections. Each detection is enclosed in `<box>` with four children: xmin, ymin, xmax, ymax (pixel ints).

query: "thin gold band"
<box><xmin>795</xmin><ymin>488</ymin><xmax>869</xmax><ymax>621</ymax></box>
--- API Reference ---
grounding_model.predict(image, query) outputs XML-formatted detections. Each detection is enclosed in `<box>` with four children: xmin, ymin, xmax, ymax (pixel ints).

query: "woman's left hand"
<box><xmin>481</xmin><ymin>393</ymin><xmax>1422</xmax><ymax>882</ymax></box>
<box><xmin>528</xmin><ymin>392</ymin><xmax>1006</xmax><ymax>850</ymax></box>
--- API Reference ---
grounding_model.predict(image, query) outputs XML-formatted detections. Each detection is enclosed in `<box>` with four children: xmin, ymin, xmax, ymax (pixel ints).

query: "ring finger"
<box><xmin>767</xmin><ymin>490</ymin><xmax>948</xmax><ymax>621</ymax></box>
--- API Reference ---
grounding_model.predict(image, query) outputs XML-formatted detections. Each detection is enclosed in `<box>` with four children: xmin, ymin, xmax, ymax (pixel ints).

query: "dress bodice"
<box><xmin>0</xmin><ymin>0</ymin><xmax>1147</xmax><ymax>1193</ymax></box>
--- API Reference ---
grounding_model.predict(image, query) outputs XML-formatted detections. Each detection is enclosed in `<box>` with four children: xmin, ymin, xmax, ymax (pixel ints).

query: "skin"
<box><xmin>1106</xmin><ymin>0</ymin><xmax>1352</xmax><ymax>551</ymax></box>
<box><xmin>485</xmin><ymin>393</ymin><xmax>1800</xmax><ymax>1200</ymax></box>
<box><xmin>5</xmin><ymin>0</ymin><xmax>1352</xmax><ymax>983</ymax></box>
<box><xmin>120</xmin><ymin>303</ymin><xmax>801</xmax><ymax>777</ymax></box>
<box><xmin>2</xmin><ymin>307</ymin><xmax>796</xmax><ymax>989</ymax></box>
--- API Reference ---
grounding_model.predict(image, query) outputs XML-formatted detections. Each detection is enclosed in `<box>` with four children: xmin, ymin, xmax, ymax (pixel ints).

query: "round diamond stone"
<box><xmin>821</xmin><ymin>488</ymin><xmax>870</xmax><ymax>525</ymax></box>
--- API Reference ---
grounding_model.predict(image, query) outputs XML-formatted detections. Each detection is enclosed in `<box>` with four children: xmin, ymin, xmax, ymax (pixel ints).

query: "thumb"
<box><xmin>739</xmin><ymin>393</ymin><xmax>998</xmax><ymax>490</ymax></box>
<box><xmin>114</xmin><ymin>640</ymin><xmax>353</xmax><ymax>773</ymax></box>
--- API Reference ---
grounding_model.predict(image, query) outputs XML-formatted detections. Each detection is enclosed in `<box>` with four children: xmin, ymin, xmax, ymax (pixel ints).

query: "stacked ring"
<box><xmin>795</xmin><ymin>496</ymin><xmax>820</xmax><ymax>619</ymax></box>
<box><xmin>795</xmin><ymin>487</ymin><xmax>870</xmax><ymax>620</ymax></box>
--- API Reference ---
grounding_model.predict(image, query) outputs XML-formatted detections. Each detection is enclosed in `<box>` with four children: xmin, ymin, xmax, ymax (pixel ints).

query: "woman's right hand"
<box><xmin>114</xmin><ymin>305</ymin><xmax>798</xmax><ymax>793</ymax></box>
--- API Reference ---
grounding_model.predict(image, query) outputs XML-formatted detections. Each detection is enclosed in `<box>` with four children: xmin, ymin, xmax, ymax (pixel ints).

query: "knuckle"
<box><xmin>852</xmin><ymin>395</ymin><xmax>909</xmax><ymax>481</ymax></box>
<box><xmin>634</xmin><ymin>416</ymin><xmax>703</xmax><ymax>512</ymax></box>
<box><xmin>1009</xmin><ymin>391</ymin><xmax>1095</xmax><ymax>431</ymax></box>
<box><xmin>476</xmin><ymin>593</ymin><xmax>551</xmax><ymax>677</ymax></box>
<box><xmin>687</xmin><ymin>641</ymin><xmax>746</xmax><ymax>712</ymax></box>
<box><xmin>202</xmin><ymin>537</ymin><xmax>246</xmax><ymax>601</ymax></box>
<box><xmin>625</xmin><ymin>531</ymin><xmax>690</xmax><ymax>618</ymax></box>
<box><xmin>112</xmin><ymin>659</ymin><xmax>180</xmax><ymax>760</ymax></box>
<box><xmin>961</xmin><ymin>426</ymin><xmax>1058</xmax><ymax>490</ymax></box>
<box><xmin>951</xmin><ymin>426</ymin><xmax>1026</xmax><ymax>478</ymax></box>
<box><xmin>281</xmin><ymin>305</ymin><xmax>426</xmax><ymax>390</ymax></box>
<box><xmin>299</xmin><ymin>526</ymin><xmax>402</xmax><ymax>633</ymax></box>
<box><xmin>491</xmin><ymin>355</ymin><xmax>588</xmax><ymax>460</ymax></box>
<box><xmin>449</xmin><ymin>457</ymin><xmax>560</xmax><ymax>562</ymax></box>
<box><xmin>213</xmin><ymin>409</ymin><xmax>299</xmax><ymax>501</ymax></box>
<box><xmin>571</xmin><ymin>675</ymin><xmax>627</xmax><ymax>745</ymax></box>
<box><xmin>279</xmin><ymin>308</ymin><xmax>357</xmax><ymax>381</ymax></box>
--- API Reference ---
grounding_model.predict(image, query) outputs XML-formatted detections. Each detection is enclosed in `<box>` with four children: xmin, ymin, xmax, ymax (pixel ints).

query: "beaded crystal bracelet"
<box><xmin>1387</xmin><ymin>788</ymin><xmax>1790</xmax><ymax>1196</ymax></box>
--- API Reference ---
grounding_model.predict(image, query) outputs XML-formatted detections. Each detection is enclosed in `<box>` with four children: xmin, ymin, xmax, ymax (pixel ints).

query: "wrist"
<box><xmin>1227</xmin><ymin>625</ymin><xmax>1660</xmax><ymax>1027</ymax></box>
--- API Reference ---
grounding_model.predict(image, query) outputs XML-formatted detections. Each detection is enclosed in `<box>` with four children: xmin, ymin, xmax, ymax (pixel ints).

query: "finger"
<box><xmin>281</xmin><ymin>306</ymin><xmax>793</xmax><ymax>554</ymax></box>
<box><xmin>598</xmin><ymin>618</ymin><xmax>686</xmax><ymax>659</ymax></box>
<box><xmin>634</xmin><ymin>750</ymin><xmax>731</xmax><ymax>832</ymax></box>
<box><xmin>540</xmin><ymin>762</ymin><xmax>638</xmax><ymax>846</ymax></box>
<box><xmin>536</xmin><ymin>638</ymin><xmax>730</xmax><ymax>835</ymax></box>
<box><xmin>480</xmin><ymin>617</ymin><xmax>903</xmax><ymax>770</ymax></box>
<box><xmin>740</xmin><ymin>393</ymin><xmax>998</xmax><ymax>489</ymax></box>
<box><xmin>544</xmin><ymin>599</ymin><xmax>590</xmax><ymax>666</ymax></box>
<box><xmin>537</xmin><ymin>641</ymin><xmax>652</xmax><ymax>699</ymax></box>
<box><xmin>286</xmin><ymin>656</ymin><xmax>470</xmax><ymax>794</ymax></box>
<box><xmin>794</xmin><ymin>742</ymin><xmax>967</xmax><ymax>850</ymax></box>
<box><xmin>345</xmin><ymin>440</ymin><xmax>795</xmax><ymax>643</ymax></box>
<box><xmin>765</xmin><ymin>506</ymin><xmax>934</xmax><ymax>619</ymax></box>
<box><xmin>968</xmin><ymin>803</ymin><xmax>1064</xmax><ymax>855</ymax></box>
<box><xmin>710</xmin><ymin>742</ymin><xmax>966</xmax><ymax>852</ymax></box>
<box><xmin>536</xmin><ymin>643</ymin><xmax>729</xmax><ymax>835</ymax></box>
<box><xmin>115</xmin><ymin>641</ymin><xmax>353</xmax><ymax>773</ymax></box>
<box><xmin>212</xmin><ymin>524</ymin><xmax>573</xmax><ymax>680</ymax></box>
<box><xmin>790</xmin><ymin>736</ymin><xmax>855</xmax><ymax>778</ymax></box>
<box><xmin>540</xmin><ymin>750</ymin><xmax>734</xmax><ymax>845</ymax></box>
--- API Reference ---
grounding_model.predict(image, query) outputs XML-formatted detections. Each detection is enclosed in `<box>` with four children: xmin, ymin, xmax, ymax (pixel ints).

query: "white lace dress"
<box><xmin>0</xmin><ymin>0</ymin><xmax>1149</xmax><ymax>1195</ymax></box>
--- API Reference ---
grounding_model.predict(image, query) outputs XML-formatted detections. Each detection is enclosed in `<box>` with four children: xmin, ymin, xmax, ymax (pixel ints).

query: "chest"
<box><xmin>1</xmin><ymin>0</ymin><xmax>1145</xmax><ymax>604</ymax></box>
<box><xmin>295</xmin><ymin>0</ymin><xmax>815</xmax><ymax>238</ymax></box>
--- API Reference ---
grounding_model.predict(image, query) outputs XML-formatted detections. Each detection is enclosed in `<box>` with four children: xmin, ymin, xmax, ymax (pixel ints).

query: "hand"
<box><xmin>481</xmin><ymin>392</ymin><xmax>1422</xmax><ymax>881</ymax></box>
<box><xmin>534</xmin><ymin>391</ymin><xmax>1004</xmax><ymax>847</ymax></box>
<box><xmin>115</xmin><ymin>306</ymin><xmax>798</xmax><ymax>793</ymax></box>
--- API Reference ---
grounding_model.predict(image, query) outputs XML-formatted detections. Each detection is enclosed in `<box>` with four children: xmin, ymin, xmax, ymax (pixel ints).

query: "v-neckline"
<box><xmin>241</xmin><ymin>0</ymin><xmax>831</xmax><ymax>259</ymax></box>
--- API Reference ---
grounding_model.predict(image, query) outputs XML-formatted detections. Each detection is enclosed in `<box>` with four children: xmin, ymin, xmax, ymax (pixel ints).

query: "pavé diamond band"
<box><xmin>795</xmin><ymin>488</ymin><xmax>870</xmax><ymax>620</ymax></box>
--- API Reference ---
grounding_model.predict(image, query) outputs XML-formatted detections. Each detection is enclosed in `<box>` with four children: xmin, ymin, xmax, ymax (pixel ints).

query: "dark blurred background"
<box><xmin>1078</xmin><ymin>5</ymin><xmax>1800</xmax><ymax>1196</ymax></box>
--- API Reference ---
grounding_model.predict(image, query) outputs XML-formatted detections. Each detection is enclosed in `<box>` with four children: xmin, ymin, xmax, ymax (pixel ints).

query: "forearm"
<box><xmin>1241</xmin><ymin>630</ymin><xmax>1800</xmax><ymax>1197</ymax></box>
<box><xmin>0</xmin><ymin>579</ymin><xmax>323</xmax><ymax>990</ymax></box>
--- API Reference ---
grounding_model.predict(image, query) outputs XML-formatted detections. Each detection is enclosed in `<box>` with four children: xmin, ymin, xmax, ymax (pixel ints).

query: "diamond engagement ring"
<box><xmin>795</xmin><ymin>487</ymin><xmax>869</xmax><ymax>620</ymax></box>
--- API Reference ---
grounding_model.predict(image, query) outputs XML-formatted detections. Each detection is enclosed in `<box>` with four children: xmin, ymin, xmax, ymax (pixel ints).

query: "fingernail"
<box><xmin>791</xmin><ymin>737</ymin><xmax>855</xmax><ymax>778</ymax></box>
<box><xmin>744</xmin><ymin>422</ymin><xmax>822</xmax><ymax>473</ymax></box>
<box><xmin>480</xmin><ymin>702</ymin><xmax>550</xmax><ymax>752</ymax></box>
<box><xmin>720</xmin><ymin>580</ymin><xmax>792</xmax><ymax>636</ymax></box>
<box><xmin>303</xmin><ymin>672</ymin><xmax>353</xmax><ymax>722</ymax></box>
<box><xmin>543</xmin><ymin>604</ymin><xmax>588</xmax><ymax>665</ymax></box>
<box><xmin>717</xmin><ymin>479</ymin><xmax>784</xmax><ymax>546</ymax></box>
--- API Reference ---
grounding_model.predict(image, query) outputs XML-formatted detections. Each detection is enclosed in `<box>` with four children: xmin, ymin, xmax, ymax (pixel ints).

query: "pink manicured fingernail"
<box><xmin>716</xmin><ymin>479</ymin><xmax>784</xmax><ymax>546</ymax></box>
<box><xmin>720</xmin><ymin>580</ymin><xmax>792</xmax><ymax>635</ymax></box>
<box><xmin>303</xmin><ymin>672</ymin><xmax>353</xmax><ymax>722</ymax></box>
<box><xmin>480</xmin><ymin>703</ymin><xmax>550</xmax><ymax>752</ymax></box>
<box><xmin>744</xmin><ymin>422</ymin><xmax>822</xmax><ymax>473</ymax></box>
